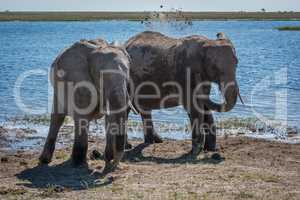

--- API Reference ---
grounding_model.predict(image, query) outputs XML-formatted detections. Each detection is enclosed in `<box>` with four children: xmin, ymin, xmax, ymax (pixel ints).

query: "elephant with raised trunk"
<box><xmin>40</xmin><ymin>39</ymin><xmax>133</xmax><ymax>168</ymax></box>
<box><xmin>125</xmin><ymin>31</ymin><xmax>241</xmax><ymax>154</ymax></box>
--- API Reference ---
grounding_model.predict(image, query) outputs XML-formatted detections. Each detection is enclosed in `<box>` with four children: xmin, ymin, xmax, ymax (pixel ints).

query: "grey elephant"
<box><xmin>125</xmin><ymin>31</ymin><xmax>241</xmax><ymax>154</ymax></box>
<box><xmin>39</xmin><ymin>39</ymin><xmax>134</xmax><ymax>167</ymax></box>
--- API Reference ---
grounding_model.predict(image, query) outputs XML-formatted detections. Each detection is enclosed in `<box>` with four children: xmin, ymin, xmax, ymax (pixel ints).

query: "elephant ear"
<box><xmin>216</xmin><ymin>33</ymin><xmax>237</xmax><ymax>57</ymax></box>
<box><xmin>204</xmin><ymin>38</ymin><xmax>238</xmax><ymax>66</ymax></box>
<box><xmin>203</xmin><ymin>41</ymin><xmax>238</xmax><ymax>83</ymax></box>
<box><xmin>203</xmin><ymin>45</ymin><xmax>223</xmax><ymax>80</ymax></box>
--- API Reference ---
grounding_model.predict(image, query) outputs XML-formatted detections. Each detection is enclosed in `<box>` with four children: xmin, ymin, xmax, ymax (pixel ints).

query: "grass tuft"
<box><xmin>236</xmin><ymin>191</ymin><xmax>255</xmax><ymax>199</ymax></box>
<box><xmin>0</xmin><ymin>187</ymin><xmax>27</xmax><ymax>196</ymax></box>
<box><xmin>39</xmin><ymin>184</ymin><xmax>64</xmax><ymax>198</ymax></box>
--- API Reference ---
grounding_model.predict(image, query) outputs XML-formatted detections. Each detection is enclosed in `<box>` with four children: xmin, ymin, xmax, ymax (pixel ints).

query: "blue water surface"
<box><xmin>0</xmin><ymin>20</ymin><xmax>299</xmax><ymax>128</ymax></box>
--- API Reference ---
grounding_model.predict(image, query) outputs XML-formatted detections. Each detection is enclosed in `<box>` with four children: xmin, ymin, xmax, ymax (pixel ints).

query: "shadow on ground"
<box><xmin>16</xmin><ymin>160</ymin><xmax>112</xmax><ymax>190</ymax></box>
<box><xmin>15</xmin><ymin>143</ymin><xmax>224</xmax><ymax>190</ymax></box>
<box><xmin>123</xmin><ymin>143</ymin><xmax>225</xmax><ymax>164</ymax></box>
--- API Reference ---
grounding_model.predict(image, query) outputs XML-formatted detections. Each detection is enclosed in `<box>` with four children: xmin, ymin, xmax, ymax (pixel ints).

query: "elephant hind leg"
<box><xmin>203</xmin><ymin>108</ymin><xmax>217</xmax><ymax>151</ymax></box>
<box><xmin>71</xmin><ymin>117</ymin><xmax>89</xmax><ymax>166</ymax></box>
<box><xmin>141</xmin><ymin>112</ymin><xmax>163</xmax><ymax>144</ymax></box>
<box><xmin>39</xmin><ymin>113</ymin><xmax>65</xmax><ymax>164</ymax></box>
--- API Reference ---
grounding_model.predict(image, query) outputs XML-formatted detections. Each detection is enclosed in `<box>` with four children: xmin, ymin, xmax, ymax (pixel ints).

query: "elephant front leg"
<box><xmin>39</xmin><ymin>113</ymin><xmax>65</xmax><ymax>164</ymax></box>
<box><xmin>188</xmin><ymin>107</ymin><xmax>205</xmax><ymax>156</ymax></box>
<box><xmin>141</xmin><ymin>112</ymin><xmax>163</xmax><ymax>144</ymax></box>
<box><xmin>203</xmin><ymin>107</ymin><xmax>217</xmax><ymax>151</ymax></box>
<box><xmin>104</xmin><ymin>113</ymin><xmax>126</xmax><ymax>170</ymax></box>
<box><xmin>71</xmin><ymin>117</ymin><xmax>89</xmax><ymax>166</ymax></box>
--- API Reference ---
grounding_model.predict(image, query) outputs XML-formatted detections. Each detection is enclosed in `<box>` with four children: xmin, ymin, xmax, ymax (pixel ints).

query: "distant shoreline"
<box><xmin>1</xmin><ymin>11</ymin><xmax>300</xmax><ymax>21</ymax></box>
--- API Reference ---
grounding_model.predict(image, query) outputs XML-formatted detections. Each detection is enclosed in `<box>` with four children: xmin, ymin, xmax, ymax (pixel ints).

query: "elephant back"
<box><xmin>50</xmin><ymin>39</ymin><xmax>108</xmax><ymax>85</ymax></box>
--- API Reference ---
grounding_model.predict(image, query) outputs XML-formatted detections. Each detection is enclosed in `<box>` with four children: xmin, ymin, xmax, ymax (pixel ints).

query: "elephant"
<box><xmin>39</xmin><ymin>38</ymin><xmax>134</xmax><ymax>167</ymax></box>
<box><xmin>125</xmin><ymin>31</ymin><xmax>241</xmax><ymax>154</ymax></box>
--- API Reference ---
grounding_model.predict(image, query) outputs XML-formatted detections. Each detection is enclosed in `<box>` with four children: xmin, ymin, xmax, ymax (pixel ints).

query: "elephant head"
<box><xmin>88</xmin><ymin>45</ymin><xmax>135</xmax><ymax>167</ymax></box>
<box><xmin>199</xmin><ymin>33</ymin><xmax>239</xmax><ymax>112</ymax></box>
<box><xmin>88</xmin><ymin>45</ymin><xmax>134</xmax><ymax>113</ymax></box>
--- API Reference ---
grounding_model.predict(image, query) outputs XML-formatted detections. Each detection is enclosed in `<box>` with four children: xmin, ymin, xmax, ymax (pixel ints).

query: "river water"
<box><xmin>0</xmin><ymin>20</ymin><xmax>299</xmax><ymax>130</ymax></box>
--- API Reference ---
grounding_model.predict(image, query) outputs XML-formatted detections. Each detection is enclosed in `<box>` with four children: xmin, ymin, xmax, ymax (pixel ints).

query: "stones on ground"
<box><xmin>19</xmin><ymin>160</ymin><xmax>28</xmax><ymax>166</ymax></box>
<box><xmin>0</xmin><ymin>187</ymin><xmax>27</xmax><ymax>195</ymax></box>
<box><xmin>90</xmin><ymin>150</ymin><xmax>103</xmax><ymax>160</ymax></box>
<box><xmin>40</xmin><ymin>184</ymin><xmax>64</xmax><ymax>198</ymax></box>
<box><xmin>94</xmin><ymin>176</ymin><xmax>114</xmax><ymax>186</ymax></box>
<box><xmin>53</xmin><ymin>185</ymin><xmax>64</xmax><ymax>193</ymax></box>
<box><xmin>0</xmin><ymin>157</ymin><xmax>8</xmax><ymax>163</ymax></box>
<box><xmin>287</xmin><ymin>128</ymin><xmax>298</xmax><ymax>137</ymax></box>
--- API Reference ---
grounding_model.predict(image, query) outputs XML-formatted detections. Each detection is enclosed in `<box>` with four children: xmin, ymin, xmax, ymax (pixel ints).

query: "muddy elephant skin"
<box><xmin>40</xmin><ymin>39</ymin><xmax>131</xmax><ymax>167</ymax></box>
<box><xmin>125</xmin><ymin>31</ymin><xmax>239</xmax><ymax>154</ymax></box>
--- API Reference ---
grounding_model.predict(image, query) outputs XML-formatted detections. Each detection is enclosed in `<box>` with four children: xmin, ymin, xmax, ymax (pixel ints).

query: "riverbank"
<box><xmin>1</xmin><ymin>11</ymin><xmax>300</xmax><ymax>21</ymax></box>
<box><xmin>276</xmin><ymin>26</ymin><xmax>300</xmax><ymax>31</ymax></box>
<box><xmin>0</xmin><ymin>116</ymin><xmax>299</xmax><ymax>199</ymax></box>
<box><xmin>1</xmin><ymin>115</ymin><xmax>299</xmax><ymax>152</ymax></box>
<box><xmin>0</xmin><ymin>136</ymin><xmax>299</xmax><ymax>199</ymax></box>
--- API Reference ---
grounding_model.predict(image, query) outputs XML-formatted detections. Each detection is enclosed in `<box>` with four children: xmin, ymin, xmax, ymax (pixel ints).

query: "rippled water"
<box><xmin>0</xmin><ymin>20</ymin><xmax>299</xmax><ymax>128</ymax></box>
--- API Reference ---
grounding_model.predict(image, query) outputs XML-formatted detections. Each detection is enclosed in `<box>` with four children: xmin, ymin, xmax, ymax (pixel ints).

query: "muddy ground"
<box><xmin>0</xmin><ymin>136</ymin><xmax>299</xmax><ymax>200</ymax></box>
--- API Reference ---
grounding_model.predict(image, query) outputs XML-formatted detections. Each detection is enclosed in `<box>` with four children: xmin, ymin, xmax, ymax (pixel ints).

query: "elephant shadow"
<box><xmin>15</xmin><ymin>144</ymin><xmax>224</xmax><ymax>191</ymax></box>
<box><xmin>16</xmin><ymin>160</ymin><xmax>112</xmax><ymax>191</ymax></box>
<box><xmin>123</xmin><ymin>143</ymin><xmax>225</xmax><ymax>164</ymax></box>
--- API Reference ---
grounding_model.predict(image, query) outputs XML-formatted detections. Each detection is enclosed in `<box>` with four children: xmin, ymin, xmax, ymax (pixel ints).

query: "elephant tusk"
<box><xmin>125</xmin><ymin>86</ymin><xmax>139</xmax><ymax>115</ymax></box>
<box><xmin>106</xmin><ymin>100</ymin><xmax>111</xmax><ymax>116</ymax></box>
<box><xmin>128</xmin><ymin>100</ymin><xmax>139</xmax><ymax>115</ymax></box>
<box><xmin>238</xmin><ymin>91</ymin><xmax>245</xmax><ymax>105</ymax></box>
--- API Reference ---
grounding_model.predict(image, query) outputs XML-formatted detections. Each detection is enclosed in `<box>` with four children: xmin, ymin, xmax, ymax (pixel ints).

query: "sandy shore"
<box><xmin>0</xmin><ymin>136</ymin><xmax>299</xmax><ymax>199</ymax></box>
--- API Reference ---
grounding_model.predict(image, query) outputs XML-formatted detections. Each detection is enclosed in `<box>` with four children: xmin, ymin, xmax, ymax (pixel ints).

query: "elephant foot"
<box><xmin>125</xmin><ymin>141</ymin><xmax>132</xmax><ymax>150</ymax></box>
<box><xmin>104</xmin><ymin>147</ymin><xmax>124</xmax><ymax>168</ymax></box>
<box><xmin>204</xmin><ymin>145</ymin><xmax>219</xmax><ymax>152</ymax></box>
<box><xmin>39</xmin><ymin>156</ymin><xmax>51</xmax><ymax>165</ymax></box>
<box><xmin>71</xmin><ymin>152</ymin><xmax>87</xmax><ymax>167</ymax></box>
<box><xmin>191</xmin><ymin>143</ymin><xmax>203</xmax><ymax>156</ymax></box>
<box><xmin>39</xmin><ymin>152</ymin><xmax>53</xmax><ymax>165</ymax></box>
<box><xmin>144</xmin><ymin>132</ymin><xmax>163</xmax><ymax>144</ymax></box>
<box><xmin>71</xmin><ymin>144</ymin><xmax>88</xmax><ymax>167</ymax></box>
<box><xmin>103</xmin><ymin>155</ymin><xmax>123</xmax><ymax>173</ymax></box>
<box><xmin>103</xmin><ymin>162</ymin><xmax>118</xmax><ymax>173</ymax></box>
<box><xmin>71</xmin><ymin>158</ymin><xmax>88</xmax><ymax>167</ymax></box>
<box><xmin>204</xmin><ymin>134</ymin><xmax>217</xmax><ymax>152</ymax></box>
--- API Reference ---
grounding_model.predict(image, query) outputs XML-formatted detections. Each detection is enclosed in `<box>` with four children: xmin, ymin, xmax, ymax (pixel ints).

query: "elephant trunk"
<box><xmin>204</xmin><ymin>80</ymin><xmax>238</xmax><ymax>113</ymax></box>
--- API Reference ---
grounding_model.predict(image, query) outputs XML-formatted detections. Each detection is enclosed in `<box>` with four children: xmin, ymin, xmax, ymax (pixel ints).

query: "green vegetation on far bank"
<box><xmin>276</xmin><ymin>26</ymin><xmax>300</xmax><ymax>31</ymax></box>
<box><xmin>0</xmin><ymin>11</ymin><xmax>300</xmax><ymax>21</ymax></box>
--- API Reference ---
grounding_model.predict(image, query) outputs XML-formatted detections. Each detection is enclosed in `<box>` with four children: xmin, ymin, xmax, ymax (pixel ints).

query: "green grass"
<box><xmin>276</xmin><ymin>26</ymin><xmax>300</xmax><ymax>31</ymax></box>
<box><xmin>240</xmin><ymin>171</ymin><xmax>281</xmax><ymax>183</ymax></box>
<box><xmin>0</xmin><ymin>11</ymin><xmax>300</xmax><ymax>21</ymax></box>
<box><xmin>8</xmin><ymin>115</ymin><xmax>284</xmax><ymax>135</ymax></box>
<box><xmin>216</xmin><ymin>117</ymin><xmax>258</xmax><ymax>129</ymax></box>
<box><xmin>236</xmin><ymin>191</ymin><xmax>255</xmax><ymax>199</ymax></box>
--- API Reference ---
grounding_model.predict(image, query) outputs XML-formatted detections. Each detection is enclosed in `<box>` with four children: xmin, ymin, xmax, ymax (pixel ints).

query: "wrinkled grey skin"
<box><xmin>125</xmin><ymin>31</ymin><xmax>239</xmax><ymax>154</ymax></box>
<box><xmin>39</xmin><ymin>39</ymin><xmax>131</xmax><ymax>167</ymax></box>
